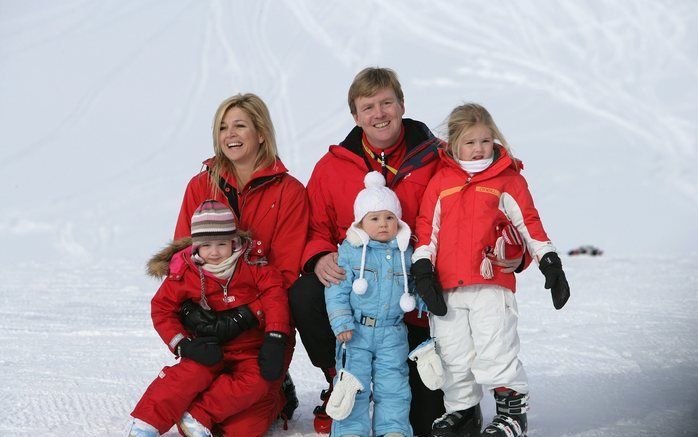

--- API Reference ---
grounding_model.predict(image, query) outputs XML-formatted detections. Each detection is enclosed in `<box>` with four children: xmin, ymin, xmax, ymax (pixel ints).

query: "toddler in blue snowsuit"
<box><xmin>324</xmin><ymin>172</ymin><xmax>417</xmax><ymax>437</ymax></box>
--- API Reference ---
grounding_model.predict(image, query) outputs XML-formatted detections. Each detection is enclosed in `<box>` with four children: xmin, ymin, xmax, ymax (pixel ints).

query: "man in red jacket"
<box><xmin>289</xmin><ymin>67</ymin><xmax>446</xmax><ymax>435</ymax></box>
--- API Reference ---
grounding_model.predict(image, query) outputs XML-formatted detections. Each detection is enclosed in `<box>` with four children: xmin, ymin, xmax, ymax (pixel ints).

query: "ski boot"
<box><xmin>312</xmin><ymin>367</ymin><xmax>337</xmax><ymax>433</ymax></box>
<box><xmin>179</xmin><ymin>411</ymin><xmax>213</xmax><ymax>437</ymax></box>
<box><xmin>279</xmin><ymin>371</ymin><xmax>299</xmax><ymax>430</ymax></box>
<box><xmin>126</xmin><ymin>418</ymin><xmax>158</xmax><ymax>437</ymax></box>
<box><xmin>431</xmin><ymin>404</ymin><xmax>482</xmax><ymax>437</ymax></box>
<box><xmin>482</xmin><ymin>389</ymin><xmax>529</xmax><ymax>437</ymax></box>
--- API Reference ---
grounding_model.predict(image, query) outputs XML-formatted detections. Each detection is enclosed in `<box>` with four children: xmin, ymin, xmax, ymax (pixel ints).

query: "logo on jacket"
<box><xmin>476</xmin><ymin>186</ymin><xmax>501</xmax><ymax>197</ymax></box>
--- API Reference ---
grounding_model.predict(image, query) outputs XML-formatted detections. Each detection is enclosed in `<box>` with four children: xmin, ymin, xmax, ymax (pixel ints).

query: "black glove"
<box><xmin>411</xmin><ymin>258</ymin><xmax>447</xmax><ymax>316</ymax></box>
<box><xmin>257</xmin><ymin>331</ymin><xmax>287</xmax><ymax>381</ymax></box>
<box><xmin>181</xmin><ymin>301</ymin><xmax>259</xmax><ymax>343</ymax></box>
<box><xmin>199</xmin><ymin>305</ymin><xmax>259</xmax><ymax>342</ymax></box>
<box><xmin>176</xmin><ymin>336</ymin><xmax>223</xmax><ymax>366</ymax></box>
<box><xmin>539</xmin><ymin>252</ymin><xmax>570</xmax><ymax>310</ymax></box>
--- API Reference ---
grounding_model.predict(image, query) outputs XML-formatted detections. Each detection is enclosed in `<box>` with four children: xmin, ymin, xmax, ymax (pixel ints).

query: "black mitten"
<box><xmin>197</xmin><ymin>305</ymin><xmax>260</xmax><ymax>342</ymax></box>
<box><xmin>180</xmin><ymin>300</ymin><xmax>216</xmax><ymax>334</ymax></box>
<box><xmin>176</xmin><ymin>337</ymin><xmax>223</xmax><ymax>366</ymax></box>
<box><xmin>257</xmin><ymin>331</ymin><xmax>287</xmax><ymax>381</ymax></box>
<box><xmin>411</xmin><ymin>258</ymin><xmax>447</xmax><ymax>316</ymax></box>
<box><xmin>539</xmin><ymin>252</ymin><xmax>570</xmax><ymax>310</ymax></box>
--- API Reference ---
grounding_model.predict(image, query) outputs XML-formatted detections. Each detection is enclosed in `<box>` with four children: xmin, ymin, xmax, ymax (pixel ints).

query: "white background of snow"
<box><xmin>0</xmin><ymin>1</ymin><xmax>696</xmax><ymax>435</ymax></box>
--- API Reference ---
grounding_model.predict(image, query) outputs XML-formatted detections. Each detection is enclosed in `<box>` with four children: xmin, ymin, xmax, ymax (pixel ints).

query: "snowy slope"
<box><xmin>1</xmin><ymin>0</ymin><xmax>697</xmax><ymax>264</ymax></box>
<box><xmin>1</xmin><ymin>1</ymin><xmax>698</xmax><ymax>436</ymax></box>
<box><xmin>1</xmin><ymin>255</ymin><xmax>696</xmax><ymax>436</ymax></box>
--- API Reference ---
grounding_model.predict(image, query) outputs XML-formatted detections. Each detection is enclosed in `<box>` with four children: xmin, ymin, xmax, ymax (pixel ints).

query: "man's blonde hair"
<box><xmin>348</xmin><ymin>67</ymin><xmax>404</xmax><ymax>115</ymax></box>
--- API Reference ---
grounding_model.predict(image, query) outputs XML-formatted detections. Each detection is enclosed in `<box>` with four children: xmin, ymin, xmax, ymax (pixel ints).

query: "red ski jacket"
<box><xmin>414</xmin><ymin>146</ymin><xmax>555</xmax><ymax>292</ymax></box>
<box><xmin>303</xmin><ymin>119</ymin><xmax>443</xmax><ymax>326</ymax></box>
<box><xmin>174</xmin><ymin>158</ymin><xmax>308</xmax><ymax>290</ymax></box>
<box><xmin>148</xmin><ymin>239</ymin><xmax>291</xmax><ymax>356</ymax></box>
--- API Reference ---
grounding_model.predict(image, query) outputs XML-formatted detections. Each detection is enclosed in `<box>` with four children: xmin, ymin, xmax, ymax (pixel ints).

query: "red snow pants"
<box><xmin>131</xmin><ymin>349</ymin><xmax>278</xmax><ymax>436</ymax></box>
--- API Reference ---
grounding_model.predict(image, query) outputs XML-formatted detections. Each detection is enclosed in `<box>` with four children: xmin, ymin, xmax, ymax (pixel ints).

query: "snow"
<box><xmin>1</xmin><ymin>1</ymin><xmax>697</xmax><ymax>436</ymax></box>
<box><xmin>2</xmin><ymin>255</ymin><xmax>697</xmax><ymax>436</ymax></box>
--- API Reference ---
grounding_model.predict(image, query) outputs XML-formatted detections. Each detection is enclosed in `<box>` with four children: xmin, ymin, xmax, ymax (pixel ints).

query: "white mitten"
<box><xmin>325</xmin><ymin>369</ymin><xmax>364</xmax><ymax>420</ymax></box>
<box><xmin>408</xmin><ymin>338</ymin><xmax>445</xmax><ymax>390</ymax></box>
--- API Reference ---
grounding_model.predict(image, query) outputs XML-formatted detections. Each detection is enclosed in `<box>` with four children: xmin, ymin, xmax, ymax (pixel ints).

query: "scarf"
<box><xmin>458</xmin><ymin>156</ymin><xmax>493</xmax><ymax>175</ymax></box>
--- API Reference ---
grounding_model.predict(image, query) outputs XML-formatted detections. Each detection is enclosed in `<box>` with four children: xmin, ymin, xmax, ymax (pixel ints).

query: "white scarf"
<box><xmin>202</xmin><ymin>249</ymin><xmax>243</xmax><ymax>279</ymax></box>
<box><xmin>458</xmin><ymin>156</ymin><xmax>493</xmax><ymax>175</ymax></box>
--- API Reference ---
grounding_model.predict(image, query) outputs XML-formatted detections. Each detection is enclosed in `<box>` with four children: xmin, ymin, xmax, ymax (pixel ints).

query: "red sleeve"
<box><xmin>412</xmin><ymin>172</ymin><xmax>443</xmax><ymax>261</ymax></box>
<box><xmin>502</xmin><ymin>174</ymin><xmax>554</xmax><ymax>265</ymax></box>
<box><xmin>150</xmin><ymin>279</ymin><xmax>188</xmax><ymax>352</ymax></box>
<box><xmin>253</xmin><ymin>265</ymin><xmax>291</xmax><ymax>336</ymax></box>
<box><xmin>267</xmin><ymin>178</ymin><xmax>309</xmax><ymax>288</ymax></box>
<box><xmin>301</xmin><ymin>161</ymin><xmax>340</xmax><ymax>271</ymax></box>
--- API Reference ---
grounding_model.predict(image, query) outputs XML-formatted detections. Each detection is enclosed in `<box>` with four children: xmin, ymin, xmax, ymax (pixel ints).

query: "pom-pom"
<box><xmin>364</xmin><ymin>171</ymin><xmax>386</xmax><ymax>188</ymax></box>
<box><xmin>400</xmin><ymin>293</ymin><xmax>416</xmax><ymax>312</ymax></box>
<box><xmin>352</xmin><ymin>278</ymin><xmax>368</xmax><ymax>294</ymax></box>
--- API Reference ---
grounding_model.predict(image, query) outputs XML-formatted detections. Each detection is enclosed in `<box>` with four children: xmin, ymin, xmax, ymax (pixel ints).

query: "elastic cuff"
<box><xmin>168</xmin><ymin>333</ymin><xmax>186</xmax><ymax>352</ymax></box>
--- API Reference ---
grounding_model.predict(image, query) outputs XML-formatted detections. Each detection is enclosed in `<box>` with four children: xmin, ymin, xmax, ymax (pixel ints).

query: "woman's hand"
<box><xmin>337</xmin><ymin>330</ymin><xmax>353</xmax><ymax>343</ymax></box>
<box><xmin>314</xmin><ymin>252</ymin><xmax>346</xmax><ymax>287</ymax></box>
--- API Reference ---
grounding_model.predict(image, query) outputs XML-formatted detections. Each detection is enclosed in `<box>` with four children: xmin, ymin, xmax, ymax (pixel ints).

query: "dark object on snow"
<box><xmin>539</xmin><ymin>252</ymin><xmax>570</xmax><ymax>310</ymax></box>
<box><xmin>568</xmin><ymin>245</ymin><xmax>603</xmax><ymax>256</ymax></box>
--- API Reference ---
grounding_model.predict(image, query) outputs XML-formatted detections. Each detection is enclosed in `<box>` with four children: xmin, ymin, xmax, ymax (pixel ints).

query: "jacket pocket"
<box><xmin>352</xmin><ymin>266</ymin><xmax>377</xmax><ymax>282</ymax></box>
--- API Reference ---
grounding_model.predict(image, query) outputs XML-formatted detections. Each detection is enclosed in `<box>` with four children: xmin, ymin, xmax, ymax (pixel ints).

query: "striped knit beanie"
<box><xmin>190</xmin><ymin>200</ymin><xmax>237</xmax><ymax>246</ymax></box>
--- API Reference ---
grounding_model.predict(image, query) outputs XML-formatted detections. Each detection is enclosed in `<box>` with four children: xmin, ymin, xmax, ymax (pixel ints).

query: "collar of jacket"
<box><xmin>344</xmin><ymin>221</ymin><xmax>411</xmax><ymax>252</ymax></box>
<box><xmin>329</xmin><ymin>118</ymin><xmax>443</xmax><ymax>187</ymax></box>
<box><xmin>202</xmin><ymin>157</ymin><xmax>288</xmax><ymax>191</ymax></box>
<box><xmin>440</xmin><ymin>145</ymin><xmax>523</xmax><ymax>181</ymax></box>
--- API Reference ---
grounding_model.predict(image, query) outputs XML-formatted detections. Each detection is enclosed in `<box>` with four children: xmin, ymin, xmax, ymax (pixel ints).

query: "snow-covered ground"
<box><xmin>1</xmin><ymin>254</ymin><xmax>696</xmax><ymax>436</ymax></box>
<box><xmin>1</xmin><ymin>1</ymin><xmax>697</xmax><ymax>436</ymax></box>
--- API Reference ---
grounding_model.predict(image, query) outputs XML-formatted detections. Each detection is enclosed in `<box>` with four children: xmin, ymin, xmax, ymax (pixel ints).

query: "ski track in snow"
<box><xmin>1</xmin><ymin>255</ymin><xmax>696</xmax><ymax>436</ymax></box>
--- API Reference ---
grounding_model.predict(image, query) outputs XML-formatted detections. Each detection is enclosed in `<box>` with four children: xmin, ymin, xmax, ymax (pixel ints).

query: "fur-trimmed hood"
<box><xmin>146</xmin><ymin>236</ymin><xmax>268</xmax><ymax>279</ymax></box>
<box><xmin>146</xmin><ymin>237</ymin><xmax>192</xmax><ymax>278</ymax></box>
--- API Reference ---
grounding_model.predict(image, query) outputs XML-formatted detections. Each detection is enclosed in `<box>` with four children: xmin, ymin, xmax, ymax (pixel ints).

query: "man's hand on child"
<box><xmin>337</xmin><ymin>330</ymin><xmax>353</xmax><ymax>343</ymax></box>
<box><xmin>258</xmin><ymin>331</ymin><xmax>288</xmax><ymax>381</ymax></box>
<box><xmin>539</xmin><ymin>252</ymin><xmax>570</xmax><ymax>310</ymax></box>
<box><xmin>315</xmin><ymin>252</ymin><xmax>346</xmax><ymax>287</ymax></box>
<box><xmin>411</xmin><ymin>259</ymin><xmax>448</xmax><ymax>316</ymax></box>
<box><xmin>176</xmin><ymin>337</ymin><xmax>223</xmax><ymax>366</ymax></box>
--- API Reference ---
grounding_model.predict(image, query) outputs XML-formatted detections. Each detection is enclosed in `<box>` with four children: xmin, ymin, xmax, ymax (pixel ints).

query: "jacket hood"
<box><xmin>440</xmin><ymin>145</ymin><xmax>523</xmax><ymax>179</ymax></box>
<box><xmin>146</xmin><ymin>237</ymin><xmax>192</xmax><ymax>278</ymax></box>
<box><xmin>328</xmin><ymin>118</ymin><xmax>443</xmax><ymax>188</ymax></box>
<box><xmin>202</xmin><ymin>157</ymin><xmax>289</xmax><ymax>190</ymax></box>
<box><xmin>345</xmin><ymin>220</ymin><xmax>411</xmax><ymax>252</ymax></box>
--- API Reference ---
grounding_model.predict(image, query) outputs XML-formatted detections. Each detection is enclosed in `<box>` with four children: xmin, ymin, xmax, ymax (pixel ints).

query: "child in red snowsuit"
<box><xmin>127</xmin><ymin>200</ymin><xmax>291</xmax><ymax>437</ymax></box>
<box><xmin>411</xmin><ymin>104</ymin><xmax>570</xmax><ymax>437</ymax></box>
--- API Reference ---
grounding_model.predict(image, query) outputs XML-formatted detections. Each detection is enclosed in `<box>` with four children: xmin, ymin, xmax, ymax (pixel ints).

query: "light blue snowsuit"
<box><xmin>325</xmin><ymin>228</ymin><xmax>414</xmax><ymax>437</ymax></box>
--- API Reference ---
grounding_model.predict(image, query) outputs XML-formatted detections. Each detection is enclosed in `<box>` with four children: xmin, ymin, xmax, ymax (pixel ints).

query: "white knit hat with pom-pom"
<box><xmin>350</xmin><ymin>172</ymin><xmax>416</xmax><ymax>312</ymax></box>
<box><xmin>353</xmin><ymin>171</ymin><xmax>403</xmax><ymax>225</ymax></box>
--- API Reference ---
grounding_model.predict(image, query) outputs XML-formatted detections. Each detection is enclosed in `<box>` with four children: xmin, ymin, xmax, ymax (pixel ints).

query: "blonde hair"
<box><xmin>446</xmin><ymin>103</ymin><xmax>514</xmax><ymax>162</ymax></box>
<box><xmin>348</xmin><ymin>67</ymin><xmax>404</xmax><ymax>115</ymax></box>
<box><xmin>209</xmin><ymin>93</ymin><xmax>278</xmax><ymax>193</ymax></box>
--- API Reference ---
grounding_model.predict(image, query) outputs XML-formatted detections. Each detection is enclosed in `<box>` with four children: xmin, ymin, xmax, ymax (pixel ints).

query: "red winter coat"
<box><xmin>174</xmin><ymin>158</ymin><xmax>309</xmax><ymax>290</ymax></box>
<box><xmin>148</xmin><ymin>239</ymin><xmax>291</xmax><ymax>355</ymax></box>
<box><xmin>414</xmin><ymin>146</ymin><xmax>554</xmax><ymax>293</ymax></box>
<box><xmin>303</xmin><ymin>119</ymin><xmax>443</xmax><ymax>326</ymax></box>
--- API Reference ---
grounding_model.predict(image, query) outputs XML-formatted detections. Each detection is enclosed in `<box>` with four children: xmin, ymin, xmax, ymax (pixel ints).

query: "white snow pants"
<box><xmin>429</xmin><ymin>284</ymin><xmax>528</xmax><ymax>413</ymax></box>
